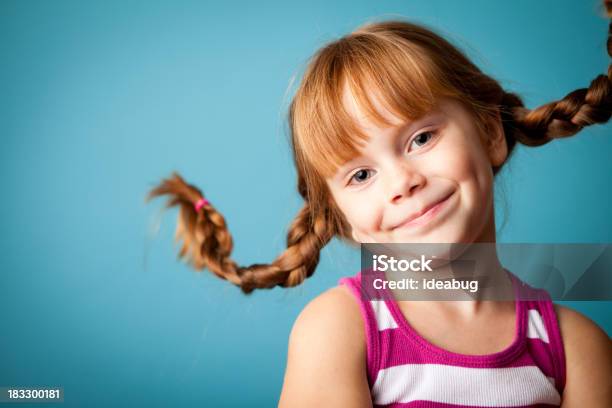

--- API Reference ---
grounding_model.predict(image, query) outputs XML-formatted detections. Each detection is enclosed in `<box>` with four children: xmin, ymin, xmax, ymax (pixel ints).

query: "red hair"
<box><xmin>148</xmin><ymin>4</ymin><xmax>612</xmax><ymax>294</ymax></box>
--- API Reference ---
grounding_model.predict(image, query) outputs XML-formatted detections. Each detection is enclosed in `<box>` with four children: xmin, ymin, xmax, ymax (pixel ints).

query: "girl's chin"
<box><xmin>389</xmin><ymin>224</ymin><xmax>465</xmax><ymax>244</ymax></box>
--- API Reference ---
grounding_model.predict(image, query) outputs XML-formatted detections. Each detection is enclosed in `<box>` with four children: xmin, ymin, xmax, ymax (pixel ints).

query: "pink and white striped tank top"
<box><xmin>338</xmin><ymin>270</ymin><xmax>566</xmax><ymax>407</ymax></box>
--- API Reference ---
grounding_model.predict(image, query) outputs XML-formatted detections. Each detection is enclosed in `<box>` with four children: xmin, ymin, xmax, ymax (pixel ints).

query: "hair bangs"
<box><xmin>292</xmin><ymin>31</ymin><xmax>460</xmax><ymax>179</ymax></box>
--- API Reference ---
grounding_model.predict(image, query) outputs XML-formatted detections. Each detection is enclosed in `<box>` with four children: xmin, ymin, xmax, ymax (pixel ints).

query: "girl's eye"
<box><xmin>346</xmin><ymin>130</ymin><xmax>436</xmax><ymax>186</ymax></box>
<box><xmin>349</xmin><ymin>169</ymin><xmax>376</xmax><ymax>185</ymax></box>
<box><xmin>409</xmin><ymin>131</ymin><xmax>435</xmax><ymax>151</ymax></box>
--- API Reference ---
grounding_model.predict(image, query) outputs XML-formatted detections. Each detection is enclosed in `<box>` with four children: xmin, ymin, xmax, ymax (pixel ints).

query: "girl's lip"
<box><xmin>394</xmin><ymin>192</ymin><xmax>455</xmax><ymax>229</ymax></box>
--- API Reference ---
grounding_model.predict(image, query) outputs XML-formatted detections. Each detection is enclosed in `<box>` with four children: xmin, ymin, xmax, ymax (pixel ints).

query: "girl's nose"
<box><xmin>388</xmin><ymin>163</ymin><xmax>426</xmax><ymax>204</ymax></box>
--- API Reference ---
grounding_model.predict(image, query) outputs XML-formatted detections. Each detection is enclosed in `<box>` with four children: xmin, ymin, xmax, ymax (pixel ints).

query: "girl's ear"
<box><xmin>485</xmin><ymin>110</ymin><xmax>508</xmax><ymax>167</ymax></box>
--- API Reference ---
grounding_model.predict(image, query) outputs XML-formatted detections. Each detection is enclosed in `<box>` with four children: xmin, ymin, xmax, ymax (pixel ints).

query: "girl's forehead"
<box><xmin>303</xmin><ymin>73</ymin><xmax>459</xmax><ymax>179</ymax></box>
<box><xmin>341</xmin><ymin>84</ymin><xmax>406</xmax><ymax>132</ymax></box>
<box><xmin>327</xmin><ymin>95</ymin><xmax>478</xmax><ymax>182</ymax></box>
<box><xmin>341</xmin><ymin>83</ymin><xmax>453</xmax><ymax>138</ymax></box>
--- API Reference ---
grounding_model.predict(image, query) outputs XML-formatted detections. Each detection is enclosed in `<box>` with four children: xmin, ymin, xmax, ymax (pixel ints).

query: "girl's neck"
<box><xmin>387</xmin><ymin>217</ymin><xmax>515</xmax><ymax>316</ymax></box>
<box><xmin>390</xmin><ymin>256</ymin><xmax>513</xmax><ymax>320</ymax></box>
<box><xmin>378</xmin><ymin>199</ymin><xmax>516</xmax><ymax>318</ymax></box>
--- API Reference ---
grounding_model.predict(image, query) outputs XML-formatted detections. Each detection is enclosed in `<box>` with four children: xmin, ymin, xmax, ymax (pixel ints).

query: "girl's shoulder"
<box><xmin>279</xmin><ymin>284</ymin><xmax>372</xmax><ymax>407</ymax></box>
<box><xmin>553</xmin><ymin>304</ymin><xmax>612</xmax><ymax>405</ymax></box>
<box><xmin>292</xmin><ymin>283</ymin><xmax>366</xmax><ymax>341</ymax></box>
<box><xmin>289</xmin><ymin>283</ymin><xmax>367</xmax><ymax>357</ymax></box>
<box><xmin>287</xmin><ymin>272</ymin><xmax>370</xmax><ymax>360</ymax></box>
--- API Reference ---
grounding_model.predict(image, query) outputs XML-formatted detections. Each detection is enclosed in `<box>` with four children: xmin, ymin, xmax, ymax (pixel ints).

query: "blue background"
<box><xmin>1</xmin><ymin>0</ymin><xmax>610</xmax><ymax>406</ymax></box>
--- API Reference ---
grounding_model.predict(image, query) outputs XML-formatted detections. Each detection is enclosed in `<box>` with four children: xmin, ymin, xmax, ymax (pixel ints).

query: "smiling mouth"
<box><xmin>394</xmin><ymin>192</ymin><xmax>455</xmax><ymax>230</ymax></box>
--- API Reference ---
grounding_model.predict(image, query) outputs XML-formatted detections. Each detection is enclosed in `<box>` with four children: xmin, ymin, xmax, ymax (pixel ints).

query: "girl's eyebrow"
<box><xmin>390</xmin><ymin>111</ymin><xmax>443</xmax><ymax>140</ymax></box>
<box><xmin>332</xmin><ymin>111</ymin><xmax>445</xmax><ymax>182</ymax></box>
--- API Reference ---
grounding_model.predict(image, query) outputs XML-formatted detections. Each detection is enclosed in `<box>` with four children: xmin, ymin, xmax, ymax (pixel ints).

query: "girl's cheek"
<box><xmin>337</xmin><ymin>193</ymin><xmax>370</xmax><ymax>230</ymax></box>
<box><xmin>430</xmin><ymin>140</ymin><xmax>474</xmax><ymax>181</ymax></box>
<box><xmin>351</xmin><ymin>193</ymin><xmax>382</xmax><ymax>231</ymax></box>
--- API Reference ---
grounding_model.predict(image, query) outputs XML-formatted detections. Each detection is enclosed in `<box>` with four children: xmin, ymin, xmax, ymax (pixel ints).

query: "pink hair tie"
<box><xmin>194</xmin><ymin>197</ymin><xmax>209</xmax><ymax>212</ymax></box>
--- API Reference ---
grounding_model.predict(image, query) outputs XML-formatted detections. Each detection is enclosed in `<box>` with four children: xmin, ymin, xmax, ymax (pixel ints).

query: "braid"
<box><xmin>239</xmin><ymin>204</ymin><xmax>335</xmax><ymax>293</ymax></box>
<box><xmin>146</xmin><ymin>172</ymin><xmax>335</xmax><ymax>295</ymax></box>
<box><xmin>146</xmin><ymin>172</ymin><xmax>241</xmax><ymax>285</ymax></box>
<box><xmin>502</xmin><ymin>5</ymin><xmax>612</xmax><ymax>148</ymax></box>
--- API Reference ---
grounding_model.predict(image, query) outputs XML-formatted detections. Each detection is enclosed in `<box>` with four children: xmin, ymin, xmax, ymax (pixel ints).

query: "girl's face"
<box><xmin>325</xmin><ymin>91</ymin><xmax>507</xmax><ymax>244</ymax></box>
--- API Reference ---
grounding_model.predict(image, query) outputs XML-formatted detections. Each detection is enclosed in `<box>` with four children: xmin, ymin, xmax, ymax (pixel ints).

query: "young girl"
<box><xmin>147</xmin><ymin>4</ymin><xmax>612</xmax><ymax>407</ymax></box>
